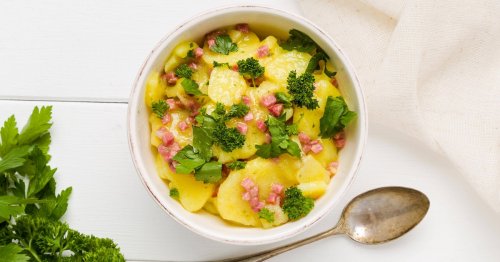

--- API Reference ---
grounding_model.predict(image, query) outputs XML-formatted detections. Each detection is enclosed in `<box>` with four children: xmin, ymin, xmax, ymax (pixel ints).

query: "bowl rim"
<box><xmin>127</xmin><ymin>4</ymin><xmax>368</xmax><ymax>245</ymax></box>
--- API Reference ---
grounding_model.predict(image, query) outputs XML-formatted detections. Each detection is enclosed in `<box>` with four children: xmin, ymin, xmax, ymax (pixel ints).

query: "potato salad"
<box><xmin>145</xmin><ymin>24</ymin><xmax>356</xmax><ymax>228</ymax></box>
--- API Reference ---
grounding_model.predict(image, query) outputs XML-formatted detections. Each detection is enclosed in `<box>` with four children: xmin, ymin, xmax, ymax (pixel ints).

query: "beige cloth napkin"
<box><xmin>298</xmin><ymin>0</ymin><xmax>500</xmax><ymax>213</ymax></box>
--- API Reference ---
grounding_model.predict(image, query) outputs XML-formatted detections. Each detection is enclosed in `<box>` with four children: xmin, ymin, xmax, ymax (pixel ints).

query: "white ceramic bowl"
<box><xmin>128</xmin><ymin>5</ymin><xmax>367</xmax><ymax>245</ymax></box>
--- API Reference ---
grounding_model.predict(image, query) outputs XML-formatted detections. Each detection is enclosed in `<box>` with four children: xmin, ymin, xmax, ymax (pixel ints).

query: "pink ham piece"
<box><xmin>242</xmin><ymin>96</ymin><xmax>251</xmax><ymax>106</ymax></box>
<box><xmin>328</xmin><ymin>161</ymin><xmax>339</xmax><ymax>175</ymax></box>
<box><xmin>161</xmin><ymin>129</ymin><xmax>175</xmax><ymax>146</ymax></box>
<box><xmin>268</xmin><ymin>103</ymin><xmax>283</xmax><ymax>117</ymax></box>
<box><xmin>161</xmin><ymin>113</ymin><xmax>172</xmax><ymax>124</ymax></box>
<box><xmin>256</xmin><ymin>45</ymin><xmax>269</xmax><ymax>58</ymax></box>
<box><xmin>178</xmin><ymin>121</ymin><xmax>189</xmax><ymax>131</ymax></box>
<box><xmin>163</xmin><ymin>71</ymin><xmax>178</xmax><ymax>86</ymax></box>
<box><xmin>333</xmin><ymin>131</ymin><xmax>346</xmax><ymax>148</ymax></box>
<box><xmin>166</xmin><ymin>99</ymin><xmax>178</xmax><ymax>110</ymax></box>
<box><xmin>243</xmin><ymin>112</ymin><xmax>254</xmax><ymax>122</ymax></box>
<box><xmin>241</xmin><ymin>178</ymin><xmax>264</xmax><ymax>212</ymax></box>
<box><xmin>194</xmin><ymin>47</ymin><xmax>203</xmax><ymax>59</ymax></box>
<box><xmin>267</xmin><ymin>183</ymin><xmax>284</xmax><ymax>205</ymax></box>
<box><xmin>260</xmin><ymin>94</ymin><xmax>277</xmax><ymax>107</ymax></box>
<box><xmin>235</xmin><ymin>23</ymin><xmax>249</xmax><ymax>33</ymax></box>
<box><xmin>232</xmin><ymin>64</ymin><xmax>239</xmax><ymax>72</ymax></box>
<box><xmin>207</xmin><ymin>38</ymin><xmax>215</xmax><ymax>48</ymax></box>
<box><xmin>236</xmin><ymin>122</ymin><xmax>248</xmax><ymax>135</ymax></box>
<box><xmin>310</xmin><ymin>142</ymin><xmax>324</xmax><ymax>154</ymax></box>
<box><xmin>188</xmin><ymin>62</ymin><xmax>198</xmax><ymax>70</ymax></box>
<box><xmin>298</xmin><ymin>132</ymin><xmax>311</xmax><ymax>144</ymax></box>
<box><xmin>158</xmin><ymin>142</ymin><xmax>181</xmax><ymax>162</ymax></box>
<box><xmin>256</xmin><ymin>120</ymin><xmax>267</xmax><ymax>132</ymax></box>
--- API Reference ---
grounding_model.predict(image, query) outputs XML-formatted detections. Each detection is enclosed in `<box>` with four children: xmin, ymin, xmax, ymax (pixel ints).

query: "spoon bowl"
<box><xmin>225</xmin><ymin>186</ymin><xmax>430</xmax><ymax>262</ymax></box>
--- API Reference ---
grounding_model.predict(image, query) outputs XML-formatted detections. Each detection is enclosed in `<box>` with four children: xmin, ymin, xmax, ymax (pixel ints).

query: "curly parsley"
<box><xmin>210</xmin><ymin>35</ymin><xmax>238</xmax><ymax>55</ymax></box>
<box><xmin>175</xmin><ymin>64</ymin><xmax>193</xmax><ymax>79</ymax></box>
<box><xmin>286</xmin><ymin>71</ymin><xmax>319</xmax><ymax>110</ymax></box>
<box><xmin>237</xmin><ymin>57</ymin><xmax>265</xmax><ymax>87</ymax></box>
<box><xmin>151</xmin><ymin>100</ymin><xmax>169</xmax><ymax>118</ymax></box>
<box><xmin>258</xmin><ymin>208</ymin><xmax>275</xmax><ymax>223</ymax></box>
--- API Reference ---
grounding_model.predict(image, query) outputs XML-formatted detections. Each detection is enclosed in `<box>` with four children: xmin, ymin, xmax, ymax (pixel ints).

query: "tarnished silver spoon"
<box><xmin>223</xmin><ymin>186</ymin><xmax>430</xmax><ymax>262</ymax></box>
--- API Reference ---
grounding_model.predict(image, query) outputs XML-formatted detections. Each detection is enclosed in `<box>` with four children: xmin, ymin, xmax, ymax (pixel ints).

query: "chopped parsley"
<box><xmin>258</xmin><ymin>208</ymin><xmax>275</xmax><ymax>223</ymax></box>
<box><xmin>181</xmin><ymin>79</ymin><xmax>203</xmax><ymax>95</ymax></box>
<box><xmin>151</xmin><ymin>100</ymin><xmax>169</xmax><ymax>118</ymax></box>
<box><xmin>282</xmin><ymin>187</ymin><xmax>314</xmax><ymax>220</ymax></box>
<box><xmin>169</xmin><ymin>188</ymin><xmax>180</xmax><ymax>199</ymax></box>
<box><xmin>213</xmin><ymin>124</ymin><xmax>245</xmax><ymax>152</ymax></box>
<box><xmin>280</xmin><ymin>29</ymin><xmax>318</xmax><ymax>53</ymax></box>
<box><xmin>225</xmin><ymin>103</ymin><xmax>250</xmax><ymax>120</ymax></box>
<box><xmin>275</xmin><ymin>92</ymin><xmax>293</xmax><ymax>108</ymax></box>
<box><xmin>227</xmin><ymin>160</ymin><xmax>246</xmax><ymax>170</ymax></box>
<box><xmin>305</xmin><ymin>51</ymin><xmax>337</xmax><ymax>78</ymax></box>
<box><xmin>255</xmin><ymin>115</ymin><xmax>301</xmax><ymax>158</ymax></box>
<box><xmin>319</xmin><ymin>96</ymin><xmax>357</xmax><ymax>138</ymax></box>
<box><xmin>286</xmin><ymin>124</ymin><xmax>299</xmax><ymax>136</ymax></box>
<box><xmin>213</xmin><ymin>61</ymin><xmax>229</xmax><ymax>68</ymax></box>
<box><xmin>210</xmin><ymin>35</ymin><xmax>238</xmax><ymax>55</ymax></box>
<box><xmin>172</xmin><ymin>145</ymin><xmax>222</xmax><ymax>183</ymax></box>
<box><xmin>286</xmin><ymin>71</ymin><xmax>319</xmax><ymax>110</ymax></box>
<box><xmin>236</xmin><ymin>57</ymin><xmax>265</xmax><ymax>87</ymax></box>
<box><xmin>175</xmin><ymin>64</ymin><xmax>193</xmax><ymax>79</ymax></box>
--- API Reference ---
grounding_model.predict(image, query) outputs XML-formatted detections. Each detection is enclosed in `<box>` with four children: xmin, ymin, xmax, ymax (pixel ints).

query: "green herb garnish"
<box><xmin>280</xmin><ymin>29</ymin><xmax>318</xmax><ymax>53</ymax></box>
<box><xmin>152</xmin><ymin>100</ymin><xmax>169</xmax><ymax>118</ymax></box>
<box><xmin>175</xmin><ymin>64</ymin><xmax>193</xmax><ymax>79</ymax></box>
<box><xmin>210</xmin><ymin>35</ymin><xmax>238</xmax><ymax>55</ymax></box>
<box><xmin>181</xmin><ymin>79</ymin><xmax>203</xmax><ymax>95</ymax></box>
<box><xmin>169</xmin><ymin>188</ymin><xmax>180</xmax><ymax>199</ymax></box>
<box><xmin>282</xmin><ymin>187</ymin><xmax>314</xmax><ymax>220</ymax></box>
<box><xmin>225</xmin><ymin>103</ymin><xmax>250</xmax><ymax>120</ymax></box>
<box><xmin>172</xmin><ymin>145</ymin><xmax>222</xmax><ymax>183</ymax></box>
<box><xmin>0</xmin><ymin>106</ymin><xmax>124</xmax><ymax>261</ymax></box>
<box><xmin>286</xmin><ymin>71</ymin><xmax>319</xmax><ymax>110</ymax></box>
<box><xmin>255</xmin><ymin>115</ymin><xmax>301</xmax><ymax>159</ymax></box>
<box><xmin>227</xmin><ymin>160</ymin><xmax>246</xmax><ymax>170</ymax></box>
<box><xmin>236</xmin><ymin>57</ymin><xmax>265</xmax><ymax>87</ymax></box>
<box><xmin>319</xmin><ymin>96</ymin><xmax>357</xmax><ymax>138</ymax></box>
<box><xmin>213</xmin><ymin>61</ymin><xmax>229</xmax><ymax>68</ymax></box>
<box><xmin>258</xmin><ymin>208</ymin><xmax>275</xmax><ymax>223</ymax></box>
<box><xmin>275</xmin><ymin>92</ymin><xmax>293</xmax><ymax>108</ymax></box>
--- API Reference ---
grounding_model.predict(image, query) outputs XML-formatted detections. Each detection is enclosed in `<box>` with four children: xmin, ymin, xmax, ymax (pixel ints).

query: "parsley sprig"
<box><xmin>152</xmin><ymin>100</ymin><xmax>169</xmax><ymax>118</ymax></box>
<box><xmin>280</xmin><ymin>29</ymin><xmax>318</xmax><ymax>53</ymax></box>
<box><xmin>286</xmin><ymin>71</ymin><xmax>319</xmax><ymax>110</ymax></box>
<box><xmin>175</xmin><ymin>64</ymin><xmax>193</xmax><ymax>79</ymax></box>
<box><xmin>210</xmin><ymin>35</ymin><xmax>238</xmax><ymax>55</ymax></box>
<box><xmin>319</xmin><ymin>96</ymin><xmax>357</xmax><ymax>138</ymax></box>
<box><xmin>0</xmin><ymin>106</ymin><xmax>124</xmax><ymax>261</ymax></box>
<box><xmin>255</xmin><ymin>115</ymin><xmax>301</xmax><ymax>159</ymax></box>
<box><xmin>236</xmin><ymin>58</ymin><xmax>265</xmax><ymax>87</ymax></box>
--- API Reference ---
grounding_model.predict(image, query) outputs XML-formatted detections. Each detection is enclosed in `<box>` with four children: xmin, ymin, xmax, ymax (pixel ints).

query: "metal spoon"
<box><xmin>223</xmin><ymin>186</ymin><xmax>430</xmax><ymax>262</ymax></box>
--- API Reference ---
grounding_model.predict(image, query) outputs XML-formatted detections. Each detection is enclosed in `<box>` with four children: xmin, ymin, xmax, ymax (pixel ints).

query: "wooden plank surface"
<box><xmin>0</xmin><ymin>0</ymin><xmax>300</xmax><ymax>102</ymax></box>
<box><xmin>1</xmin><ymin>100</ymin><xmax>499</xmax><ymax>261</ymax></box>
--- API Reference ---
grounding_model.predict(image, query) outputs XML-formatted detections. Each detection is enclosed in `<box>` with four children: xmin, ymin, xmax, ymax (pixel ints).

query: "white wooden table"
<box><xmin>1</xmin><ymin>1</ymin><xmax>499</xmax><ymax>261</ymax></box>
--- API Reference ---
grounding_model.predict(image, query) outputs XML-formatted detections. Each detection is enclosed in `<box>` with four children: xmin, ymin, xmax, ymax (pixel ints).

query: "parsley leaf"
<box><xmin>280</xmin><ymin>29</ymin><xmax>318</xmax><ymax>53</ymax></box>
<box><xmin>169</xmin><ymin>188</ymin><xmax>179</xmax><ymax>199</ymax></box>
<box><xmin>258</xmin><ymin>208</ymin><xmax>275</xmax><ymax>223</ymax></box>
<box><xmin>172</xmin><ymin>145</ymin><xmax>205</xmax><ymax>174</ymax></box>
<box><xmin>275</xmin><ymin>92</ymin><xmax>293</xmax><ymax>108</ymax></box>
<box><xmin>18</xmin><ymin>106</ymin><xmax>52</xmax><ymax>146</ymax></box>
<box><xmin>0</xmin><ymin>244</ymin><xmax>29</xmax><ymax>262</ymax></box>
<box><xmin>175</xmin><ymin>64</ymin><xmax>193</xmax><ymax>79</ymax></box>
<box><xmin>282</xmin><ymin>187</ymin><xmax>314</xmax><ymax>220</ymax></box>
<box><xmin>0</xmin><ymin>115</ymin><xmax>19</xmax><ymax>157</ymax></box>
<box><xmin>236</xmin><ymin>58</ymin><xmax>265</xmax><ymax>87</ymax></box>
<box><xmin>286</xmin><ymin>71</ymin><xmax>319</xmax><ymax>110</ymax></box>
<box><xmin>227</xmin><ymin>160</ymin><xmax>246</xmax><ymax>170</ymax></box>
<box><xmin>181</xmin><ymin>79</ymin><xmax>203</xmax><ymax>96</ymax></box>
<box><xmin>195</xmin><ymin>161</ymin><xmax>222</xmax><ymax>183</ymax></box>
<box><xmin>319</xmin><ymin>96</ymin><xmax>357</xmax><ymax>138</ymax></box>
<box><xmin>210</xmin><ymin>35</ymin><xmax>238</xmax><ymax>55</ymax></box>
<box><xmin>305</xmin><ymin>51</ymin><xmax>337</xmax><ymax>78</ymax></box>
<box><xmin>255</xmin><ymin>116</ymin><xmax>301</xmax><ymax>158</ymax></box>
<box><xmin>193</xmin><ymin>126</ymin><xmax>213</xmax><ymax>161</ymax></box>
<box><xmin>151</xmin><ymin>100</ymin><xmax>169</xmax><ymax>118</ymax></box>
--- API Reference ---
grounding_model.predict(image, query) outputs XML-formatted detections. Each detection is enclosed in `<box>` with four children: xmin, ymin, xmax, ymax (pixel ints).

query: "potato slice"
<box><xmin>203</xmin><ymin>197</ymin><xmax>219</xmax><ymax>215</ymax></box>
<box><xmin>312</xmin><ymin>138</ymin><xmax>338</xmax><ymax>167</ymax></box>
<box><xmin>169</xmin><ymin>173</ymin><xmax>214</xmax><ymax>212</ymax></box>
<box><xmin>155</xmin><ymin>153</ymin><xmax>174</xmax><ymax>181</ymax></box>
<box><xmin>149</xmin><ymin>113</ymin><xmax>163</xmax><ymax>147</ymax></box>
<box><xmin>265</xmin><ymin>50</ymin><xmax>311</xmax><ymax>87</ymax></box>
<box><xmin>208</xmin><ymin>67</ymin><xmax>247</xmax><ymax>106</ymax></box>
<box><xmin>145</xmin><ymin>72</ymin><xmax>166</xmax><ymax>108</ymax></box>
<box><xmin>297</xmin><ymin>155</ymin><xmax>330</xmax><ymax>184</ymax></box>
<box><xmin>298</xmin><ymin>181</ymin><xmax>328</xmax><ymax>199</ymax></box>
<box><xmin>260</xmin><ymin>204</ymin><xmax>289</xmax><ymax>229</ymax></box>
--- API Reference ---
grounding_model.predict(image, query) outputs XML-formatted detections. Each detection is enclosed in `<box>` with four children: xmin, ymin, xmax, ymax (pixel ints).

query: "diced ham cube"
<box><xmin>232</xmin><ymin>64</ymin><xmax>239</xmax><ymax>72</ymax></box>
<box><xmin>268</xmin><ymin>103</ymin><xmax>283</xmax><ymax>117</ymax></box>
<box><xmin>302</xmin><ymin>144</ymin><xmax>311</xmax><ymax>153</ymax></box>
<box><xmin>334</xmin><ymin>138</ymin><xmax>346</xmax><ymax>148</ymax></box>
<box><xmin>241</xmin><ymin>177</ymin><xmax>255</xmax><ymax>190</ymax></box>
<box><xmin>257</xmin><ymin>45</ymin><xmax>270</xmax><ymax>58</ymax></box>
<box><xmin>162</xmin><ymin>113</ymin><xmax>172</xmax><ymax>124</ymax></box>
<box><xmin>235</xmin><ymin>23</ymin><xmax>249</xmax><ymax>33</ymax></box>
<box><xmin>188</xmin><ymin>62</ymin><xmax>198</xmax><ymax>70</ymax></box>
<box><xmin>207</xmin><ymin>38</ymin><xmax>215</xmax><ymax>48</ymax></box>
<box><xmin>310</xmin><ymin>142</ymin><xmax>324</xmax><ymax>154</ymax></box>
<box><xmin>162</xmin><ymin>130</ymin><xmax>175</xmax><ymax>146</ymax></box>
<box><xmin>178</xmin><ymin>121</ymin><xmax>189</xmax><ymax>131</ymax></box>
<box><xmin>331</xmin><ymin>77</ymin><xmax>338</xmax><ymax>87</ymax></box>
<box><xmin>328</xmin><ymin>161</ymin><xmax>339</xmax><ymax>175</ymax></box>
<box><xmin>271</xmin><ymin>183</ymin><xmax>284</xmax><ymax>194</ymax></box>
<box><xmin>260</xmin><ymin>94</ymin><xmax>277</xmax><ymax>107</ymax></box>
<box><xmin>164</xmin><ymin>71</ymin><xmax>178</xmax><ymax>86</ymax></box>
<box><xmin>243</xmin><ymin>112</ymin><xmax>254</xmax><ymax>122</ymax></box>
<box><xmin>298</xmin><ymin>132</ymin><xmax>311</xmax><ymax>144</ymax></box>
<box><xmin>194</xmin><ymin>47</ymin><xmax>203</xmax><ymax>59</ymax></box>
<box><xmin>242</xmin><ymin>96</ymin><xmax>251</xmax><ymax>106</ymax></box>
<box><xmin>256</xmin><ymin>120</ymin><xmax>267</xmax><ymax>132</ymax></box>
<box><xmin>236</xmin><ymin>122</ymin><xmax>248</xmax><ymax>135</ymax></box>
<box><xmin>166</xmin><ymin>99</ymin><xmax>178</xmax><ymax>110</ymax></box>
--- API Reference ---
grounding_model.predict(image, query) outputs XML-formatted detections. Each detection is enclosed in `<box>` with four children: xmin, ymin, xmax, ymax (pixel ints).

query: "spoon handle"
<box><xmin>222</xmin><ymin>226</ymin><xmax>343</xmax><ymax>262</ymax></box>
